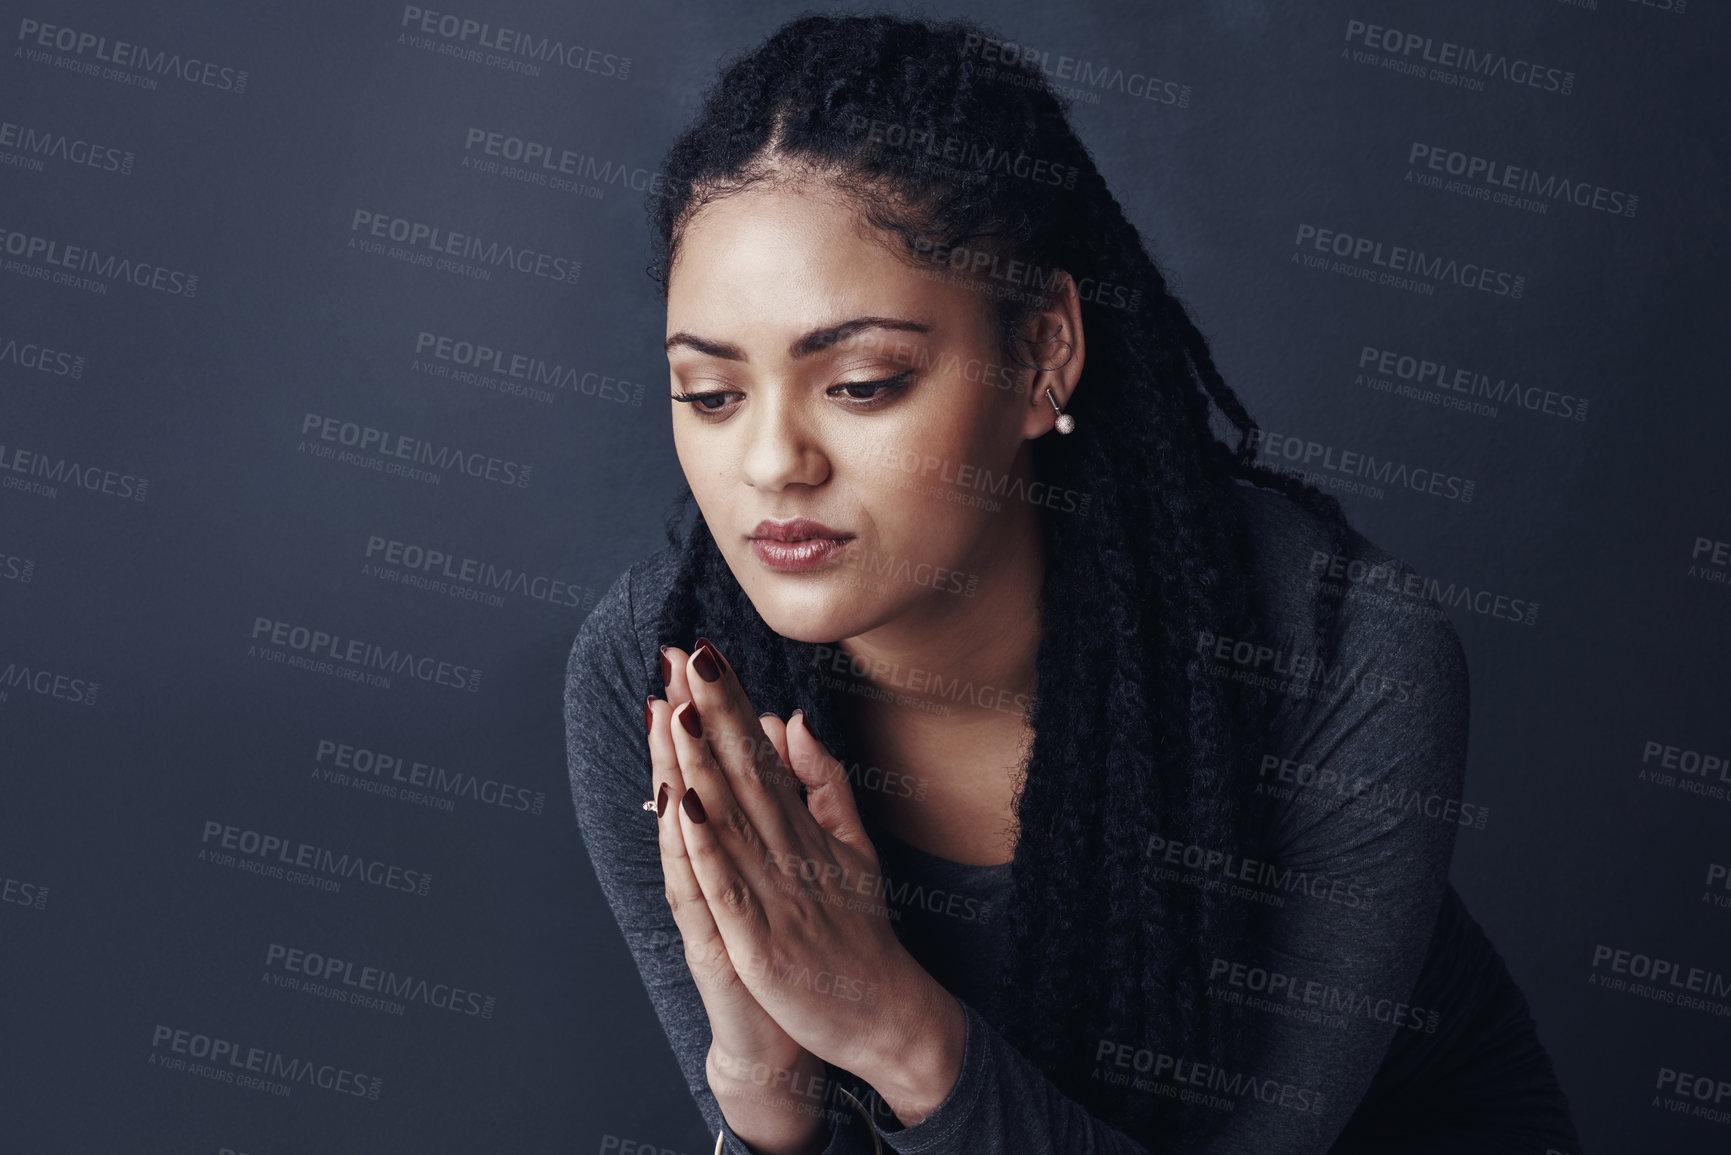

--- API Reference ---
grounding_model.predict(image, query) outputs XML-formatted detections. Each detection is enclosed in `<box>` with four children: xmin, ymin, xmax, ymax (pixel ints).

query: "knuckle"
<box><xmin>683</xmin><ymin>933</ymin><xmax>725</xmax><ymax>971</ymax></box>
<box><xmin>722</xmin><ymin>803</ymin><xmax>756</xmax><ymax>843</ymax></box>
<box><xmin>689</xmin><ymin>834</ymin><xmax>722</xmax><ymax>868</ymax></box>
<box><xmin>719</xmin><ymin>875</ymin><xmax>754</xmax><ymax>914</ymax></box>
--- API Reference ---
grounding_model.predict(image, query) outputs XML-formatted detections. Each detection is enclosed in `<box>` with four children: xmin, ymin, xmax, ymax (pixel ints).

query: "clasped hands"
<box><xmin>647</xmin><ymin>637</ymin><xmax>964</xmax><ymax>1137</ymax></box>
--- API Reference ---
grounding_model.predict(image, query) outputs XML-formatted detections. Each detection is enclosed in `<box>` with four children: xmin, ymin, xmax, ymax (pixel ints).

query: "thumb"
<box><xmin>786</xmin><ymin>710</ymin><xmax>869</xmax><ymax>854</ymax></box>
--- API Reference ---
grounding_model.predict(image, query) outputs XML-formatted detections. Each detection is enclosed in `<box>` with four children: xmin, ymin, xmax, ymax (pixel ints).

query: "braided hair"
<box><xmin>642</xmin><ymin>12</ymin><xmax>1353</xmax><ymax>1145</ymax></box>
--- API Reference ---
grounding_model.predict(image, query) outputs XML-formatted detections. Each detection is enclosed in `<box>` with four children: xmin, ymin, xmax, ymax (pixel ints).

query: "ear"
<box><xmin>1014</xmin><ymin>270</ymin><xmax>1086</xmax><ymax>442</ymax></box>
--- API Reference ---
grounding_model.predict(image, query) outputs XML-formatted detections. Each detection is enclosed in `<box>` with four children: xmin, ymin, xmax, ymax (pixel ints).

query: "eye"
<box><xmin>672</xmin><ymin>371</ymin><xmax>915</xmax><ymax>422</ymax></box>
<box><xmin>670</xmin><ymin>388</ymin><xmax>737</xmax><ymax>414</ymax></box>
<box><xmin>829</xmin><ymin>370</ymin><xmax>914</xmax><ymax>406</ymax></box>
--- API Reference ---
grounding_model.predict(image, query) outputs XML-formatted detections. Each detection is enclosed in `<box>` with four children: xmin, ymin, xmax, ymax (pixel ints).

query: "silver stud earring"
<box><xmin>1046</xmin><ymin>386</ymin><xmax>1075</xmax><ymax>434</ymax></box>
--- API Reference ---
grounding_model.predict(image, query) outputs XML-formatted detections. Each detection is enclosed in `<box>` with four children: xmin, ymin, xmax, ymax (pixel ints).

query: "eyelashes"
<box><xmin>668</xmin><ymin>389</ymin><xmax>734</xmax><ymax>413</ymax></box>
<box><xmin>671</xmin><ymin>370</ymin><xmax>915</xmax><ymax>419</ymax></box>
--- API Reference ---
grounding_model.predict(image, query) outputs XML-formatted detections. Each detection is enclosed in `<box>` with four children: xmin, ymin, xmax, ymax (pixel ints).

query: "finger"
<box><xmin>669</xmin><ymin>697</ymin><xmax>789</xmax><ymax>857</ymax></box>
<box><xmin>673</xmin><ymin>725</ymin><xmax>776</xmax><ymax>953</ymax></box>
<box><xmin>650</xmin><ymin>698</ymin><xmax>707</xmax><ymax>937</ymax></box>
<box><xmin>660</xmin><ymin>644</ymin><xmax>693</xmax><ymax>709</ymax></box>
<box><xmin>757</xmin><ymin>711</ymin><xmax>791</xmax><ymax>775</ymax></box>
<box><xmin>651</xmin><ymin>699</ymin><xmax>760</xmax><ymax>1019</ymax></box>
<box><xmin>682</xmin><ymin>639</ymin><xmax>807</xmax><ymax>842</ymax></box>
<box><xmin>787</xmin><ymin>710</ymin><xmax>872</xmax><ymax>855</ymax></box>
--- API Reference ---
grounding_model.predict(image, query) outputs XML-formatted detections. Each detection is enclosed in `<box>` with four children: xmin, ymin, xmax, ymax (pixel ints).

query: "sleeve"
<box><xmin>877</xmin><ymin>573</ymin><xmax>1470</xmax><ymax>1155</ymax></box>
<box><xmin>564</xmin><ymin>563</ymin><xmax>868</xmax><ymax>1155</ymax></box>
<box><xmin>872</xmin><ymin>996</ymin><xmax>1156</xmax><ymax>1154</ymax></box>
<box><xmin>1189</xmin><ymin>576</ymin><xmax>1472</xmax><ymax>1152</ymax></box>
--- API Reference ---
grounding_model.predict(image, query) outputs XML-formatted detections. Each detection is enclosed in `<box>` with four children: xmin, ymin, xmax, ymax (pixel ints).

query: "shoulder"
<box><xmin>1227</xmin><ymin>484</ymin><xmax>1472</xmax><ymax>858</ymax></box>
<box><xmin>567</xmin><ymin>541</ymin><xmax>683</xmax><ymax>675</ymax></box>
<box><xmin>562</xmin><ymin>540</ymin><xmax>685</xmax><ymax>757</ymax></box>
<box><xmin>1227</xmin><ymin>480</ymin><xmax>1468</xmax><ymax>716</ymax></box>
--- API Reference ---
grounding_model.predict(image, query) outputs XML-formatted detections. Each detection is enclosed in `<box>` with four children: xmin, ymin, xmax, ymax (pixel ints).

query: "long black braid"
<box><xmin>641</xmin><ymin>12</ymin><xmax>1354</xmax><ymax>1146</ymax></box>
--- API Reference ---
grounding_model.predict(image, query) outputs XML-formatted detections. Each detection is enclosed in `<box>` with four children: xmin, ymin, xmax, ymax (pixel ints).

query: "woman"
<box><xmin>565</xmin><ymin>13</ymin><xmax>1579</xmax><ymax>1155</ymax></box>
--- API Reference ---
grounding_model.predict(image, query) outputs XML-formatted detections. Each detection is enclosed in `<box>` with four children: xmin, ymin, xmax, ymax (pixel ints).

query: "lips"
<box><xmin>749</xmin><ymin>518</ymin><xmax>854</xmax><ymax>543</ymax></box>
<box><xmin>748</xmin><ymin>518</ymin><xmax>856</xmax><ymax>573</ymax></box>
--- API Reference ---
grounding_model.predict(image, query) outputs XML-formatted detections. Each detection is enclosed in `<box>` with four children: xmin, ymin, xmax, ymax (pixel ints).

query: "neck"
<box><xmin>832</xmin><ymin>455</ymin><xmax>1047</xmax><ymax>749</ymax></box>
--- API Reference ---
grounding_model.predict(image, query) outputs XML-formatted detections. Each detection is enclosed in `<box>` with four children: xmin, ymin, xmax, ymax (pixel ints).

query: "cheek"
<box><xmin>674</xmin><ymin>429</ymin><xmax>734</xmax><ymax>501</ymax></box>
<box><xmin>846</xmin><ymin>390</ymin><xmax>1012</xmax><ymax>498</ymax></box>
<box><xmin>842</xmin><ymin>447</ymin><xmax>988</xmax><ymax>564</ymax></box>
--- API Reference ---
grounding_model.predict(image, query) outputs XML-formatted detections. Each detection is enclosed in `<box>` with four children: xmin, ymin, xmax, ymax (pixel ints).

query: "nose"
<box><xmin>741</xmin><ymin>389</ymin><xmax>830</xmax><ymax>492</ymax></box>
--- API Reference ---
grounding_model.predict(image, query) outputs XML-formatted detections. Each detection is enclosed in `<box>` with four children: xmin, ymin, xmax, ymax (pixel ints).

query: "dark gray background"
<box><xmin>2</xmin><ymin>1</ymin><xmax>1726</xmax><ymax>1152</ymax></box>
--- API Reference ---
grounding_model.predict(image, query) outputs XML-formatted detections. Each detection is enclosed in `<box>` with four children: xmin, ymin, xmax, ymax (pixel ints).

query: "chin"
<box><xmin>739</xmin><ymin>573</ymin><xmax>882</xmax><ymax>645</ymax></box>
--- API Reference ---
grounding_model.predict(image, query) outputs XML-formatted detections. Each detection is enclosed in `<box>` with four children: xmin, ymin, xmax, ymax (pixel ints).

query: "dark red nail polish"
<box><xmin>696</xmin><ymin>636</ymin><xmax>729</xmax><ymax>672</ymax></box>
<box><xmin>645</xmin><ymin>697</ymin><xmax>655</xmax><ymax>733</ymax></box>
<box><xmin>678</xmin><ymin>701</ymin><xmax>703</xmax><ymax>738</ymax></box>
<box><xmin>682</xmin><ymin>787</ymin><xmax>707</xmax><ymax>824</ymax></box>
<box><xmin>659</xmin><ymin>645</ymin><xmax>672</xmax><ymax>685</ymax></box>
<box><xmin>656</xmin><ymin>782</ymin><xmax>669</xmax><ymax>817</ymax></box>
<box><xmin>692</xmin><ymin>643</ymin><xmax>721</xmax><ymax>684</ymax></box>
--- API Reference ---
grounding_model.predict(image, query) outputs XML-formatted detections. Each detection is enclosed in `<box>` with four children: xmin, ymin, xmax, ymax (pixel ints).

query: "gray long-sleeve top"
<box><xmin>564</xmin><ymin>482</ymin><xmax>1559</xmax><ymax>1154</ymax></box>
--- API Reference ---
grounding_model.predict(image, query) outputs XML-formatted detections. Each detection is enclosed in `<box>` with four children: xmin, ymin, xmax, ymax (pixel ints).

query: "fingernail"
<box><xmin>677</xmin><ymin>700</ymin><xmax>703</xmax><ymax>738</ymax></box>
<box><xmin>659</xmin><ymin>645</ymin><xmax>672</xmax><ymax>685</ymax></box>
<box><xmin>656</xmin><ymin>782</ymin><xmax>669</xmax><ymax>817</ymax></box>
<box><xmin>692</xmin><ymin>643</ymin><xmax>721</xmax><ymax>684</ymax></box>
<box><xmin>758</xmin><ymin>711</ymin><xmax>777</xmax><ymax>722</ymax></box>
<box><xmin>696</xmin><ymin>635</ymin><xmax>729</xmax><ymax>672</ymax></box>
<box><xmin>645</xmin><ymin>696</ymin><xmax>655</xmax><ymax>734</ymax></box>
<box><xmin>682</xmin><ymin>787</ymin><xmax>707</xmax><ymax>824</ymax></box>
<box><xmin>793</xmin><ymin>708</ymin><xmax>817</xmax><ymax>742</ymax></box>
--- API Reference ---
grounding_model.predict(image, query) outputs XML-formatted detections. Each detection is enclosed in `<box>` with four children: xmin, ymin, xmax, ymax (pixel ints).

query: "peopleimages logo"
<box><xmin>2</xmin><ymin>871</ymin><xmax>49</xmax><ymax>910</ymax></box>
<box><xmin>397</xmin><ymin>6</ymin><xmax>630</xmax><ymax>80</ymax></box>
<box><xmin>460</xmin><ymin>128</ymin><xmax>664</xmax><ymax>198</ymax></box>
<box><xmin>0</xmin><ymin>438</ymin><xmax>148</xmax><ymax>502</ymax></box>
<box><xmin>0</xmin><ymin>118</ymin><xmax>134</xmax><ymax>176</ymax></box>
<box><xmin>149</xmin><ymin>1024</ymin><xmax>381</xmax><ymax>1100</ymax></box>
<box><xmin>16</xmin><ymin>19</ymin><xmax>250</xmax><ymax>93</ymax></box>
<box><xmin>1655</xmin><ymin>1066</ymin><xmax>1730</xmax><ymax>1128</ymax></box>
<box><xmin>248</xmin><ymin>616</ymin><xmax>483</xmax><ymax>693</ymax></box>
<box><xmin>0</xmin><ymin>550</ymin><xmax>35</xmax><ymax>584</ymax></box>
<box><xmin>364</xmin><ymin>534</ymin><xmax>590</xmax><ymax>610</ymax></box>
<box><xmin>313</xmin><ymin>736</ymin><xmax>547</xmax><ymax>816</ymax></box>
<box><xmin>299</xmin><ymin>412</ymin><xmax>532</xmax><ymax>488</ymax></box>
<box><xmin>1342</xmin><ymin>18</ymin><xmax>1575</xmax><ymax>96</ymax></box>
<box><xmin>1357</xmin><ymin>345</ymin><xmax>1586</xmax><ymax>424</ymax></box>
<box><xmin>1406</xmin><ymin>142</ymin><xmax>1637</xmax><ymax>220</ymax></box>
<box><xmin>199</xmin><ymin>819</ymin><xmax>434</xmax><ymax>897</ymax></box>
<box><xmin>1638</xmin><ymin>737</ymin><xmax>1730</xmax><ymax>803</ymax></box>
<box><xmin>1292</xmin><ymin>224</ymin><xmax>1524</xmax><ymax>299</ymax></box>
<box><xmin>1310</xmin><ymin>548</ymin><xmax>1538</xmax><ymax>629</ymax></box>
<box><xmin>264</xmin><ymin>942</ymin><xmax>498</xmax><ymax>1018</ymax></box>
<box><xmin>0</xmin><ymin>656</ymin><xmax>99</xmax><ymax>706</ymax></box>
<box><xmin>1257</xmin><ymin>752</ymin><xmax>1491</xmax><ymax>830</ymax></box>
<box><xmin>1245</xmin><ymin>428</ymin><xmax>1474</xmax><ymax>504</ymax></box>
<box><xmin>958</xmin><ymin>33</ymin><xmax>1192</xmax><ymax>109</ymax></box>
<box><xmin>1588</xmin><ymin>943</ymin><xmax>1731</xmax><ymax>1016</ymax></box>
<box><xmin>1207</xmin><ymin>956</ymin><xmax>1441</xmax><ymax>1034</ymax></box>
<box><xmin>348</xmin><ymin>209</ymin><xmax>580</xmax><ymax>286</ymax></box>
<box><xmin>0</xmin><ymin>329</ymin><xmax>86</xmax><ymax>378</ymax></box>
<box><xmin>0</xmin><ymin>225</ymin><xmax>198</xmax><ymax>297</ymax></box>
<box><xmin>1093</xmin><ymin>1038</ymin><xmax>1327</xmax><ymax>1114</ymax></box>
<box><xmin>413</xmin><ymin>330</ymin><xmax>642</xmax><ymax>406</ymax></box>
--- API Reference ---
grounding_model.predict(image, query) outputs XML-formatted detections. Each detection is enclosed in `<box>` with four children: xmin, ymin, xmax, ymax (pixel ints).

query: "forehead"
<box><xmin>665</xmin><ymin>182</ymin><xmax>962</xmax><ymax>340</ymax></box>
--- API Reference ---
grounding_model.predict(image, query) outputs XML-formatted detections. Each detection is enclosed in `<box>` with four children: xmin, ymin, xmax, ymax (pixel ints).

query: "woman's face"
<box><xmin>664</xmin><ymin>179</ymin><xmax>1072</xmax><ymax>644</ymax></box>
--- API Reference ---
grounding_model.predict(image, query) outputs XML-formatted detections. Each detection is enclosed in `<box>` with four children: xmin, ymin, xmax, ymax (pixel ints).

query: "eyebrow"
<box><xmin>664</xmin><ymin>316</ymin><xmax>934</xmax><ymax>361</ymax></box>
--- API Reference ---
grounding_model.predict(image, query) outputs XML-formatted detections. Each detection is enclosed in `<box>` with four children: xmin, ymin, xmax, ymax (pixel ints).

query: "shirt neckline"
<box><xmin>871</xmin><ymin>824</ymin><xmax>1015</xmax><ymax>879</ymax></box>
